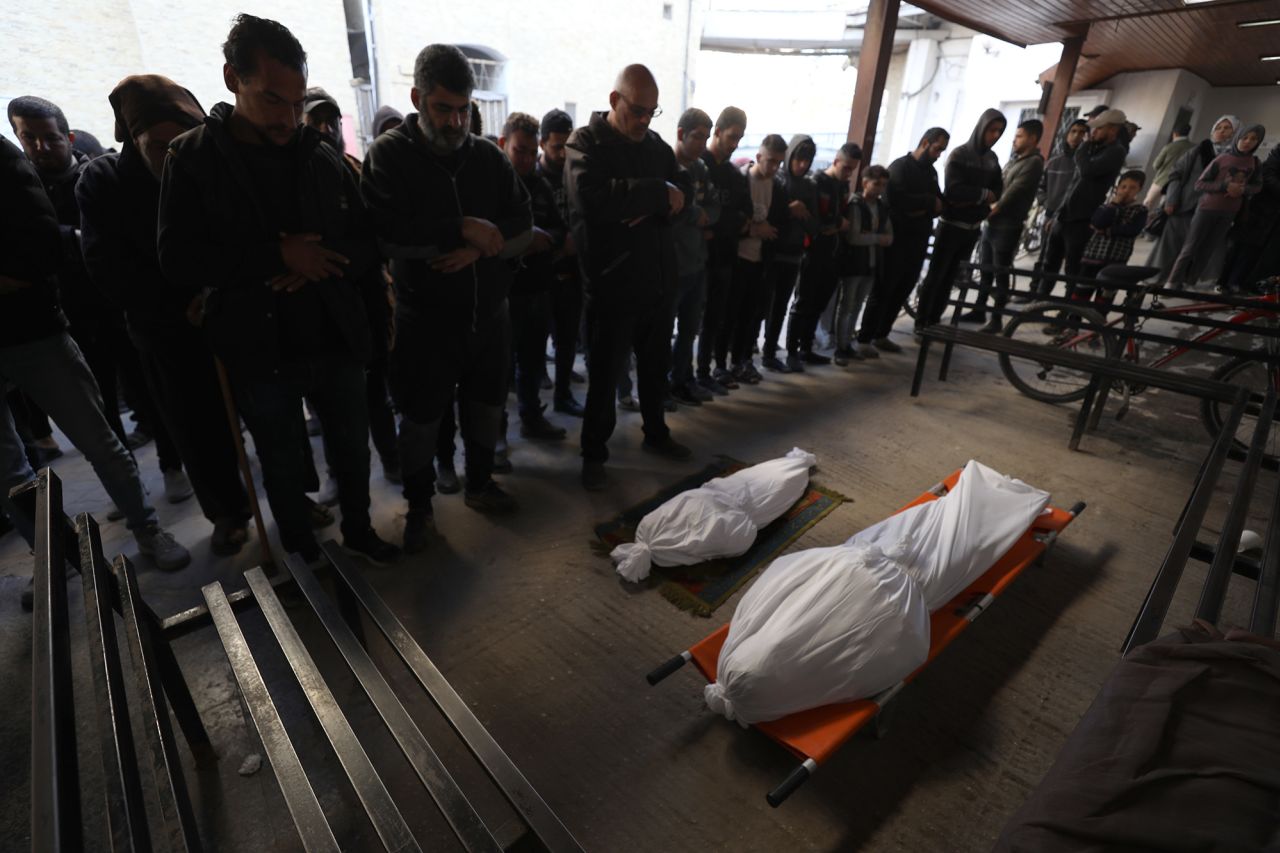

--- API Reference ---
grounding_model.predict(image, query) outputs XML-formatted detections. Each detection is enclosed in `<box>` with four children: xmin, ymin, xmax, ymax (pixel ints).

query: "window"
<box><xmin>564</xmin><ymin>102</ymin><xmax>577</xmax><ymax>123</ymax></box>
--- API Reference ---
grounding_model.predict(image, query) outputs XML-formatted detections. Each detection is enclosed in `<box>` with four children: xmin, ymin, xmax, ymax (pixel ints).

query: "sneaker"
<box><xmin>436</xmin><ymin>463</ymin><xmax>462</xmax><ymax>494</ymax></box>
<box><xmin>383</xmin><ymin>462</ymin><xmax>403</xmax><ymax>485</ymax></box>
<box><xmin>855</xmin><ymin>343</ymin><xmax>880</xmax><ymax>360</ymax></box>
<box><xmin>801</xmin><ymin>351</ymin><xmax>831</xmax><ymax>366</ymax></box>
<box><xmin>343</xmin><ymin>528</ymin><xmax>402</xmax><ymax>566</ymax></box>
<box><xmin>135</xmin><ymin>526</ymin><xmax>191</xmax><ymax>572</ymax></box>
<box><xmin>211</xmin><ymin>517</ymin><xmax>249</xmax><ymax>556</ymax></box>
<box><xmin>712</xmin><ymin>368</ymin><xmax>740</xmax><ymax>389</ymax></box>
<box><xmin>618</xmin><ymin>395</ymin><xmax>641</xmax><ymax>412</ymax></box>
<box><xmin>582</xmin><ymin>460</ymin><xmax>608</xmax><ymax>491</ymax></box>
<box><xmin>403</xmin><ymin>507</ymin><xmax>434</xmax><ymax>554</ymax></box>
<box><xmin>553</xmin><ymin>396</ymin><xmax>585</xmax><ymax>417</ymax></box>
<box><xmin>697</xmin><ymin>374</ymin><xmax>730</xmax><ymax>396</ymax></box>
<box><xmin>520</xmin><ymin>415</ymin><xmax>567</xmax><ymax>441</ymax></box>
<box><xmin>671</xmin><ymin>380</ymin><xmax>709</xmax><ymax>405</ymax></box>
<box><xmin>126</xmin><ymin>429</ymin><xmax>153</xmax><ymax>450</ymax></box>
<box><xmin>314</xmin><ymin>478</ymin><xmax>340</xmax><ymax>507</ymax></box>
<box><xmin>464</xmin><ymin>479</ymin><xmax>518</xmax><ymax>513</ymax></box>
<box><xmin>734</xmin><ymin>362</ymin><xmax>762</xmax><ymax>384</ymax></box>
<box><xmin>873</xmin><ymin>337</ymin><xmax>903</xmax><ymax>353</ymax></box>
<box><xmin>785</xmin><ymin>354</ymin><xmax>806</xmax><ymax>373</ymax></box>
<box><xmin>832</xmin><ymin>348</ymin><xmax>850</xmax><ymax>367</ymax></box>
<box><xmin>493</xmin><ymin>450</ymin><xmax>514</xmax><ymax>474</ymax></box>
<box><xmin>306</xmin><ymin>497</ymin><xmax>335</xmax><ymax>528</ymax></box>
<box><xmin>642</xmin><ymin>435</ymin><xmax>692</xmax><ymax>460</ymax></box>
<box><xmin>164</xmin><ymin>468</ymin><xmax>194</xmax><ymax>504</ymax></box>
<box><xmin>761</xmin><ymin>355</ymin><xmax>791</xmax><ymax>373</ymax></box>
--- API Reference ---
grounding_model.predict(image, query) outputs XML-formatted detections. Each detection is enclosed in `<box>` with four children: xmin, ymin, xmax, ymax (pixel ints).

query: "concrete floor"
<box><xmin>1</xmin><ymin>264</ymin><xmax>1269</xmax><ymax>852</ymax></box>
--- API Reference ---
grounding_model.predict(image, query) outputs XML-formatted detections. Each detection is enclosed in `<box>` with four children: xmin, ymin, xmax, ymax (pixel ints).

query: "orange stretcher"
<box><xmin>646</xmin><ymin>469</ymin><xmax>1085</xmax><ymax>806</ymax></box>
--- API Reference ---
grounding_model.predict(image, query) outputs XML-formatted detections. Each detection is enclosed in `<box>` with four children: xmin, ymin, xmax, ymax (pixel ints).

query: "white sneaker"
<box><xmin>164</xmin><ymin>468</ymin><xmax>194</xmax><ymax>504</ymax></box>
<box><xmin>135</xmin><ymin>526</ymin><xmax>191</xmax><ymax>572</ymax></box>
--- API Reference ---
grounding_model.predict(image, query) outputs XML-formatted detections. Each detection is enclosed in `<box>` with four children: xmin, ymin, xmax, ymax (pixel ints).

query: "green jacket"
<box><xmin>1151</xmin><ymin>137</ymin><xmax>1194</xmax><ymax>190</ymax></box>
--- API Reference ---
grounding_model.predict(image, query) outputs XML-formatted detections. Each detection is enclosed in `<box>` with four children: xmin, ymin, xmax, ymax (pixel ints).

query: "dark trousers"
<box><xmin>366</xmin><ymin>355</ymin><xmax>398</xmax><ymax>470</ymax></box>
<box><xmin>511</xmin><ymin>288</ymin><xmax>552</xmax><ymax>420</ymax></box>
<box><xmin>917</xmin><ymin>222</ymin><xmax>982</xmax><ymax>328</ymax></box>
<box><xmin>788</xmin><ymin>252</ymin><xmax>840</xmax><ymax>354</ymax></box>
<box><xmin>136</xmin><ymin>329</ymin><xmax>250</xmax><ymax>524</ymax></box>
<box><xmin>729</xmin><ymin>257</ymin><xmax>766</xmax><ymax>366</ymax></box>
<box><xmin>763</xmin><ymin>260</ymin><xmax>800</xmax><ymax>357</ymax></box>
<box><xmin>582</xmin><ymin>296</ymin><xmax>671</xmax><ymax>462</ymax></box>
<box><xmin>233</xmin><ymin>356</ymin><xmax>370</xmax><ymax>557</ymax></box>
<box><xmin>670</xmin><ymin>270</ymin><xmax>706</xmax><ymax>386</ymax></box>
<box><xmin>1032</xmin><ymin>218</ymin><xmax>1064</xmax><ymax>296</ymax></box>
<box><xmin>389</xmin><ymin>305</ymin><xmax>508</xmax><ymax>506</ymax></box>
<box><xmin>974</xmin><ymin>221</ymin><xmax>1025</xmax><ymax>314</ymax></box>
<box><xmin>1039</xmin><ymin>218</ymin><xmax>1091</xmax><ymax>297</ymax></box>
<box><xmin>858</xmin><ymin>229</ymin><xmax>932</xmax><ymax>343</ymax></box>
<box><xmin>697</xmin><ymin>260</ymin><xmax>734</xmax><ymax>376</ymax></box>
<box><xmin>551</xmin><ymin>275</ymin><xmax>582</xmax><ymax>402</ymax></box>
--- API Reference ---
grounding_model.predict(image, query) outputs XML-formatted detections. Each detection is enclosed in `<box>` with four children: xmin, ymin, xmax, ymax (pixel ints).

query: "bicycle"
<box><xmin>997</xmin><ymin>268</ymin><xmax>1280</xmax><ymax>461</ymax></box>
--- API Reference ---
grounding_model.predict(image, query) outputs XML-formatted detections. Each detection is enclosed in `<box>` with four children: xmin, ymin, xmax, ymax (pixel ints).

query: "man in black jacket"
<box><xmin>760</xmin><ymin>133</ymin><xmax>819</xmax><ymax>372</ymax></box>
<box><xmin>916</xmin><ymin>110</ymin><xmax>1006</xmax><ymax>332</ymax></box>
<box><xmin>729</xmin><ymin>134</ymin><xmax>789</xmax><ymax>382</ymax></box>
<box><xmin>1050</xmin><ymin>109</ymin><xmax>1129</xmax><ymax>284</ymax></box>
<box><xmin>697</xmin><ymin>106</ymin><xmax>750</xmax><ymax>394</ymax></box>
<box><xmin>362</xmin><ymin>43</ymin><xmax>532</xmax><ymax>549</ymax></box>
<box><xmin>1</xmin><ymin>135</ymin><xmax>191</xmax><ymax>573</ymax></box>
<box><xmin>857</xmin><ymin>129</ymin><xmax>947</xmax><ymax>351</ymax></box>
<box><xmin>566</xmin><ymin>64</ymin><xmax>692</xmax><ymax>490</ymax></box>
<box><xmin>78</xmin><ymin>74</ymin><xmax>252</xmax><ymax>556</ymax></box>
<box><xmin>1027</xmin><ymin>118</ymin><xmax>1088</xmax><ymax>299</ymax></box>
<box><xmin>158</xmin><ymin>14</ymin><xmax>399</xmax><ymax>566</ymax></box>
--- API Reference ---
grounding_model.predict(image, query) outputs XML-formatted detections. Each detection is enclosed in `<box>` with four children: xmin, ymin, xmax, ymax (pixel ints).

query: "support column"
<box><xmin>1040</xmin><ymin>36</ymin><xmax>1084</xmax><ymax>159</ymax></box>
<box><xmin>846</xmin><ymin>0</ymin><xmax>900</xmax><ymax>164</ymax></box>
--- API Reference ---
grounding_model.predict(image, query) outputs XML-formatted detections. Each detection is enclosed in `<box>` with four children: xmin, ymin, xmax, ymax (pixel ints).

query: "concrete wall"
<box><xmin>1</xmin><ymin>2</ymin><xmax>357</xmax><ymax>151</ymax></box>
<box><xmin>1193</xmin><ymin>85</ymin><xmax>1279</xmax><ymax>158</ymax></box>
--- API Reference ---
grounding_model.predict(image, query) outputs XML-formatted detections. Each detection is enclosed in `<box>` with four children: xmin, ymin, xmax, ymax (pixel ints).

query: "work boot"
<box><xmin>343</xmin><ymin>528</ymin><xmax>402</xmax><ymax>566</ymax></box>
<box><xmin>671</xmin><ymin>380</ymin><xmax>710</xmax><ymax>405</ymax></box>
<box><xmin>642</xmin><ymin>435</ymin><xmax>692</xmax><ymax>460</ymax></box>
<box><xmin>211</xmin><ymin>517</ymin><xmax>249</xmax><ymax>556</ymax></box>
<box><xmin>520</xmin><ymin>414</ymin><xmax>567</xmax><ymax>441</ymax></box>
<box><xmin>582</xmin><ymin>460</ymin><xmax>608</xmax><ymax>491</ymax></box>
<box><xmin>663</xmin><ymin>395</ymin><xmax>679</xmax><ymax>413</ymax></box>
<box><xmin>553</xmin><ymin>396</ymin><xmax>585</xmax><ymax>417</ymax></box>
<box><xmin>464</xmin><ymin>479</ymin><xmax>518</xmax><ymax>513</ymax></box>
<box><xmin>135</xmin><ymin>525</ymin><xmax>191</xmax><ymax>572</ymax></box>
<box><xmin>435</xmin><ymin>462</ymin><xmax>461</xmax><ymax>494</ymax></box>
<box><xmin>403</xmin><ymin>507</ymin><xmax>434</xmax><ymax>554</ymax></box>
<box><xmin>163</xmin><ymin>468</ymin><xmax>193</xmax><ymax>504</ymax></box>
<box><xmin>873</xmin><ymin>337</ymin><xmax>903</xmax><ymax>353</ymax></box>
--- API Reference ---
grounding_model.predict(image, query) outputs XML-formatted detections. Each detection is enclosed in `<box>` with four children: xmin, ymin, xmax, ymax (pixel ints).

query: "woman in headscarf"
<box><xmin>1150</xmin><ymin>114</ymin><xmax>1239</xmax><ymax>279</ymax></box>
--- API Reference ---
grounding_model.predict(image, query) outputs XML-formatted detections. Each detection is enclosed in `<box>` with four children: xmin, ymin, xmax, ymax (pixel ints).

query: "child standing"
<box><xmin>833</xmin><ymin>165</ymin><xmax>892</xmax><ymax>364</ymax></box>
<box><xmin>1072</xmin><ymin>169</ymin><xmax>1149</xmax><ymax>308</ymax></box>
<box><xmin>1166</xmin><ymin>123</ymin><xmax>1265</xmax><ymax>289</ymax></box>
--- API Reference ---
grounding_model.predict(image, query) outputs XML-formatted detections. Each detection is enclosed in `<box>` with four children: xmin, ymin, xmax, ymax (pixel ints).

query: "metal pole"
<box><xmin>213</xmin><ymin>357</ymin><xmax>273</xmax><ymax>569</ymax></box>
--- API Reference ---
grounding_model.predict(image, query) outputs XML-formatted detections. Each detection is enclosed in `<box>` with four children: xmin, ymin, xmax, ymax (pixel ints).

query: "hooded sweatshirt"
<box><xmin>1058</xmin><ymin>126</ymin><xmax>1128</xmax><ymax>223</ymax></box>
<box><xmin>1164</xmin><ymin>115</ymin><xmax>1240</xmax><ymax>217</ymax></box>
<box><xmin>940</xmin><ymin>108</ymin><xmax>1006</xmax><ymax>227</ymax></box>
<box><xmin>1194</xmin><ymin>123</ymin><xmax>1265</xmax><ymax>215</ymax></box>
<box><xmin>1</xmin><ymin>136</ymin><xmax>65</xmax><ymax>348</ymax></box>
<box><xmin>372</xmin><ymin>105</ymin><xmax>404</xmax><ymax>137</ymax></box>
<box><xmin>776</xmin><ymin>134</ymin><xmax>820</xmax><ymax>262</ymax></box>
<box><xmin>1038</xmin><ymin>135</ymin><xmax>1081</xmax><ymax>216</ymax></box>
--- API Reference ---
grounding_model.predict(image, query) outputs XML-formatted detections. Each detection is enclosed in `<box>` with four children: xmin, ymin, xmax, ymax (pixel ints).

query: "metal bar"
<box><xmin>766</xmin><ymin>758</ymin><xmax>818</xmax><ymax>808</ymax></box>
<box><xmin>845</xmin><ymin>0</ymin><xmax>899</xmax><ymax>160</ymax></box>
<box><xmin>77</xmin><ymin>514</ymin><xmax>152</xmax><ymax>853</ymax></box>
<box><xmin>910</xmin><ymin>338</ymin><xmax>931</xmax><ymax>397</ymax></box>
<box><xmin>281</xmin><ymin>556</ymin><xmax>498</xmax><ymax>853</ymax></box>
<box><xmin>1189</xmin><ymin>541</ymin><xmax>1260</xmax><ymax>580</ymax></box>
<box><xmin>321</xmin><ymin>543</ymin><xmax>586</xmax><ymax>853</ymax></box>
<box><xmin>1122</xmin><ymin>394</ymin><xmax>1247</xmax><ymax>654</ymax></box>
<box><xmin>1087</xmin><ymin>378</ymin><xmax>1111</xmax><ymax>432</ymax></box>
<box><xmin>1197</xmin><ymin>390</ymin><xmax>1277</xmax><ymax>624</ymax></box>
<box><xmin>244</xmin><ymin>568</ymin><xmax>422</xmax><ymax>853</ymax></box>
<box><xmin>159</xmin><ymin>570</ymin><xmax>300</xmax><ymax>641</ymax></box>
<box><xmin>114</xmin><ymin>555</ymin><xmax>203</xmax><ymax>853</ymax></box>
<box><xmin>201</xmin><ymin>581</ymin><xmax>340</xmax><ymax>853</ymax></box>
<box><xmin>30</xmin><ymin>468</ymin><xmax>82</xmax><ymax>853</ymax></box>
<box><xmin>1069</xmin><ymin>376</ymin><xmax>1101</xmax><ymax>452</ymax></box>
<box><xmin>1249</xmin><ymin>471</ymin><xmax>1280</xmax><ymax>636</ymax></box>
<box><xmin>645</xmin><ymin>650</ymin><xmax>691</xmax><ymax>686</ymax></box>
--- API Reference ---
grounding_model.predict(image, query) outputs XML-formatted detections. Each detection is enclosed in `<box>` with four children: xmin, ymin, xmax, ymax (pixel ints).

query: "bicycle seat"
<box><xmin>1095</xmin><ymin>264</ymin><xmax>1161</xmax><ymax>285</ymax></box>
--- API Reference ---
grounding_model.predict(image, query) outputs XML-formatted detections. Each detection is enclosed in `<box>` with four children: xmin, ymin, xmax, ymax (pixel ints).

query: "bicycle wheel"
<box><xmin>998</xmin><ymin>302</ymin><xmax>1118</xmax><ymax>403</ymax></box>
<box><xmin>1200</xmin><ymin>357</ymin><xmax>1280</xmax><ymax>468</ymax></box>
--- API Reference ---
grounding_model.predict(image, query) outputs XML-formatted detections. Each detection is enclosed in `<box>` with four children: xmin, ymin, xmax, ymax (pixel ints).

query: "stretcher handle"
<box><xmin>646</xmin><ymin>651</ymin><xmax>690</xmax><ymax>686</ymax></box>
<box><xmin>1068</xmin><ymin>501</ymin><xmax>1087</xmax><ymax>517</ymax></box>
<box><xmin>766</xmin><ymin>759</ymin><xmax>816</xmax><ymax>808</ymax></box>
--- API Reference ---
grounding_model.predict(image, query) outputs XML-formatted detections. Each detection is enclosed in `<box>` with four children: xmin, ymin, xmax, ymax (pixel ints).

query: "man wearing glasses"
<box><xmin>362</xmin><ymin>43</ymin><xmax>532</xmax><ymax>552</ymax></box>
<box><xmin>565</xmin><ymin>64</ymin><xmax>692</xmax><ymax>491</ymax></box>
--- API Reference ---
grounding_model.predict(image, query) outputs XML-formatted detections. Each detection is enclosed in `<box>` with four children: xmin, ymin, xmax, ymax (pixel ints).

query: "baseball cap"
<box><xmin>1087</xmin><ymin>108</ymin><xmax>1128</xmax><ymax>128</ymax></box>
<box><xmin>302</xmin><ymin>87</ymin><xmax>341</xmax><ymax>115</ymax></box>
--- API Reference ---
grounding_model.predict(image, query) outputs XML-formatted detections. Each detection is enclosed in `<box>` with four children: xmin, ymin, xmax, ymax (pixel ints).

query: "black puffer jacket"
<box><xmin>1058</xmin><ymin>135</ymin><xmax>1127</xmax><ymax>223</ymax></box>
<box><xmin>565</xmin><ymin>111</ymin><xmax>680</xmax><ymax>309</ymax></box>
<box><xmin>158</xmin><ymin>102</ymin><xmax>376</xmax><ymax>372</ymax></box>
<box><xmin>777</xmin><ymin>134</ymin><xmax>820</xmax><ymax>261</ymax></box>
<box><xmin>886</xmin><ymin>151</ymin><xmax>941</xmax><ymax>237</ymax></box>
<box><xmin>0</xmin><ymin>137</ymin><xmax>65</xmax><ymax>348</ymax></box>
<box><xmin>362</xmin><ymin>116</ymin><xmax>531</xmax><ymax>327</ymax></box>
<box><xmin>940</xmin><ymin>108</ymin><xmax>1006</xmax><ymax>226</ymax></box>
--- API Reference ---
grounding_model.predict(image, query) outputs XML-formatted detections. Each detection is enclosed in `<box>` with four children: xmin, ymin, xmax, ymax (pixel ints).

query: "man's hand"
<box><xmin>696</xmin><ymin>209</ymin><xmax>709</xmax><ymax>228</ymax></box>
<box><xmin>1227</xmin><ymin>181</ymin><xmax>1245</xmax><ymax>198</ymax></box>
<box><xmin>279</xmin><ymin>233</ymin><xmax>348</xmax><ymax>282</ymax></box>
<box><xmin>431</xmin><ymin>246</ymin><xmax>482</xmax><ymax>274</ymax></box>
<box><xmin>1164</xmin><ymin>204</ymin><xmax>1176</xmax><ymax>216</ymax></box>
<box><xmin>269</xmin><ymin>273</ymin><xmax>311</xmax><ymax>292</ymax></box>
<box><xmin>666</xmin><ymin>182</ymin><xmax>686</xmax><ymax>216</ymax></box>
<box><xmin>461</xmin><ymin>217</ymin><xmax>504</xmax><ymax>257</ymax></box>
<box><xmin>984</xmin><ymin>189</ymin><xmax>997</xmax><ymax>205</ymax></box>
<box><xmin>934</xmin><ymin>197</ymin><xmax>944</xmax><ymax>214</ymax></box>
<box><xmin>751</xmin><ymin>221</ymin><xmax>779</xmax><ymax>240</ymax></box>
<box><xmin>878</xmin><ymin>235</ymin><xmax>892</xmax><ymax>247</ymax></box>
<box><xmin>528</xmin><ymin>227</ymin><xmax>554</xmax><ymax>255</ymax></box>
<box><xmin>0</xmin><ymin>274</ymin><xmax>32</xmax><ymax>295</ymax></box>
<box><xmin>562</xmin><ymin>232</ymin><xmax>576</xmax><ymax>257</ymax></box>
<box><xmin>988</xmin><ymin>202</ymin><xmax>1001</xmax><ymax>217</ymax></box>
<box><xmin>788</xmin><ymin>199</ymin><xmax>810</xmax><ymax>220</ymax></box>
<box><xmin>185</xmin><ymin>293</ymin><xmax>206</xmax><ymax>326</ymax></box>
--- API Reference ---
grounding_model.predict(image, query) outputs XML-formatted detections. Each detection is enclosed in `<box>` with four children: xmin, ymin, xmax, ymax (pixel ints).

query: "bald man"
<box><xmin>565</xmin><ymin>64</ymin><xmax>692</xmax><ymax>490</ymax></box>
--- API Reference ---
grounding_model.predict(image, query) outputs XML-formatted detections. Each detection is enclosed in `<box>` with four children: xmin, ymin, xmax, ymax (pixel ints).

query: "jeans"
<box><xmin>762</xmin><ymin>260</ymin><xmax>800</xmax><ymax>358</ymax></box>
<box><xmin>551</xmin><ymin>274</ymin><xmax>582</xmax><ymax>402</ymax></box>
<box><xmin>697</xmin><ymin>261</ymin><xmax>734</xmax><ymax>377</ymax></box>
<box><xmin>834</xmin><ymin>275</ymin><xmax>875</xmax><ymax>350</ymax></box>
<box><xmin>582</xmin><ymin>295</ymin><xmax>671</xmax><ymax>462</ymax></box>
<box><xmin>788</xmin><ymin>252</ymin><xmax>839</xmax><ymax>354</ymax></box>
<box><xmin>510</xmin><ymin>287</ymin><xmax>553</xmax><ymax>420</ymax></box>
<box><xmin>1032</xmin><ymin>217</ymin><xmax>1066</xmax><ymax>296</ymax></box>
<box><xmin>232</xmin><ymin>356</ymin><xmax>370</xmax><ymax>556</ymax></box>
<box><xmin>973</xmin><ymin>221</ymin><xmax>1025</xmax><ymax>314</ymax></box>
<box><xmin>917</xmin><ymin>222</ymin><xmax>981</xmax><ymax>328</ymax></box>
<box><xmin>670</xmin><ymin>270</ymin><xmax>706</xmax><ymax>386</ymax></box>
<box><xmin>858</xmin><ymin>229</ymin><xmax>931</xmax><ymax>343</ymax></box>
<box><xmin>0</xmin><ymin>333</ymin><xmax>155</xmax><ymax>542</ymax></box>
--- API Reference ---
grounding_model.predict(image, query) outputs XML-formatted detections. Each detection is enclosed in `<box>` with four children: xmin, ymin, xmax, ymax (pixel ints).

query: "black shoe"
<box><xmin>211</xmin><ymin>517</ymin><xmax>249</xmax><ymax>556</ymax></box>
<box><xmin>492</xmin><ymin>451</ymin><xmax>513</xmax><ymax>474</ymax></box>
<box><xmin>554</xmin><ymin>396</ymin><xmax>585</xmax><ymax>417</ymax></box>
<box><xmin>343</xmin><ymin>529</ymin><xmax>401</xmax><ymax>566</ymax></box>
<box><xmin>126</xmin><ymin>429</ymin><xmax>153</xmax><ymax>450</ymax></box>
<box><xmin>618</xmin><ymin>395</ymin><xmax>641</xmax><ymax>412</ymax></box>
<box><xmin>520</xmin><ymin>415</ymin><xmax>567</xmax><ymax>440</ymax></box>
<box><xmin>697</xmin><ymin>374</ymin><xmax>730</xmax><ymax>396</ymax></box>
<box><xmin>464</xmin><ymin>479</ymin><xmax>518</xmax><ymax>513</ymax></box>
<box><xmin>832</xmin><ymin>348</ymin><xmax>851</xmax><ymax>367</ymax></box>
<box><xmin>801</xmin><ymin>351</ymin><xmax>831</xmax><ymax>365</ymax></box>
<box><xmin>761</xmin><ymin>355</ymin><xmax>791</xmax><ymax>373</ymax></box>
<box><xmin>582</xmin><ymin>460</ymin><xmax>608</xmax><ymax>491</ymax></box>
<box><xmin>539</xmin><ymin>372</ymin><xmax>553</xmax><ymax>391</ymax></box>
<box><xmin>956</xmin><ymin>310</ymin><xmax>986</xmax><ymax>324</ymax></box>
<box><xmin>873</xmin><ymin>337</ymin><xmax>902</xmax><ymax>354</ymax></box>
<box><xmin>712</xmin><ymin>368</ymin><xmax>740</xmax><ymax>389</ymax></box>
<box><xmin>642</xmin><ymin>435</ymin><xmax>692</xmax><ymax>460</ymax></box>
<box><xmin>306</xmin><ymin>497</ymin><xmax>335</xmax><ymax>528</ymax></box>
<box><xmin>403</xmin><ymin>507</ymin><xmax>434</xmax><ymax>554</ymax></box>
<box><xmin>670</xmin><ymin>381</ymin><xmax>707</xmax><ymax>405</ymax></box>
<box><xmin>436</xmin><ymin>463</ymin><xmax>461</xmax><ymax>494</ymax></box>
<box><xmin>736</xmin><ymin>362</ymin><xmax>762</xmax><ymax>384</ymax></box>
<box><xmin>663</xmin><ymin>396</ymin><xmax>678</xmax><ymax>413</ymax></box>
<box><xmin>785</xmin><ymin>354</ymin><xmax>806</xmax><ymax>373</ymax></box>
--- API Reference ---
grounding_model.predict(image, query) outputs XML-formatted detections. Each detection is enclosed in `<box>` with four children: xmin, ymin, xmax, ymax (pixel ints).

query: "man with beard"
<box><xmin>78</xmin><ymin>74</ymin><xmax>253</xmax><ymax>556</ymax></box>
<box><xmin>362</xmin><ymin>43</ymin><xmax>532</xmax><ymax>550</ymax></box>
<box><xmin>158</xmin><ymin>13</ymin><xmax>400</xmax><ymax>566</ymax></box>
<box><xmin>855</xmin><ymin>128</ymin><xmax>947</xmax><ymax>351</ymax></box>
<box><xmin>537</xmin><ymin>108</ymin><xmax>586</xmax><ymax>418</ymax></box>
<box><xmin>302</xmin><ymin>87</ymin><xmax>361</xmax><ymax>174</ymax></box>
<box><xmin>565</xmin><ymin>63</ymin><xmax>691</xmax><ymax>490</ymax></box>
<box><xmin>1050</xmin><ymin>109</ymin><xmax>1130</xmax><ymax>284</ymax></box>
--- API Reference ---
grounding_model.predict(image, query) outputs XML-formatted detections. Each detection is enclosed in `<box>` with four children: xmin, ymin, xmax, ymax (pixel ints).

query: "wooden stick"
<box><xmin>213</xmin><ymin>357</ymin><xmax>273</xmax><ymax>569</ymax></box>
